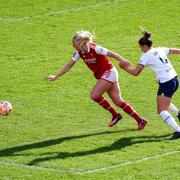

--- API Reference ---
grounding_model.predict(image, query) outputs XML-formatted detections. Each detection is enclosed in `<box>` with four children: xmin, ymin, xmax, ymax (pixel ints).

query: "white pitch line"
<box><xmin>81</xmin><ymin>150</ymin><xmax>180</xmax><ymax>174</ymax></box>
<box><xmin>0</xmin><ymin>161</ymin><xmax>81</xmax><ymax>174</ymax></box>
<box><xmin>0</xmin><ymin>150</ymin><xmax>179</xmax><ymax>174</ymax></box>
<box><xmin>0</xmin><ymin>0</ymin><xmax>126</xmax><ymax>22</ymax></box>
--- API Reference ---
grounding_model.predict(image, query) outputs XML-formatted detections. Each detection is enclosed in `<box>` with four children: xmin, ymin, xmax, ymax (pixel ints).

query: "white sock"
<box><xmin>168</xmin><ymin>103</ymin><xmax>179</xmax><ymax>116</ymax></box>
<box><xmin>160</xmin><ymin>111</ymin><xmax>180</xmax><ymax>132</ymax></box>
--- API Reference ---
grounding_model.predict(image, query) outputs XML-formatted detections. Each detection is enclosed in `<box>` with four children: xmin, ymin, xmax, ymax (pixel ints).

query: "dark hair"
<box><xmin>138</xmin><ymin>27</ymin><xmax>152</xmax><ymax>47</ymax></box>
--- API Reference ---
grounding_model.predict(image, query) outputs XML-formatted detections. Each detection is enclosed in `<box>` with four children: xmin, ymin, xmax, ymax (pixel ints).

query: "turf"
<box><xmin>0</xmin><ymin>0</ymin><xmax>180</xmax><ymax>179</ymax></box>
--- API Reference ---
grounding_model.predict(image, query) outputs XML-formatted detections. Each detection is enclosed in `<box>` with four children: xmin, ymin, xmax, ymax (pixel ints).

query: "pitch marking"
<box><xmin>0</xmin><ymin>150</ymin><xmax>179</xmax><ymax>174</ymax></box>
<box><xmin>0</xmin><ymin>0</ymin><xmax>127</xmax><ymax>22</ymax></box>
<box><xmin>81</xmin><ymin>150</ymin><xmax>180</xmax><ymax>174</ymax></box>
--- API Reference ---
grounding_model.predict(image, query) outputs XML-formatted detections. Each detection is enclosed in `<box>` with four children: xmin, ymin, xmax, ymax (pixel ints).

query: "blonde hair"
<box><xmin>72</xmin><ymin>30</ymin><xmax>94</xmax><ymax>44</ymax></box>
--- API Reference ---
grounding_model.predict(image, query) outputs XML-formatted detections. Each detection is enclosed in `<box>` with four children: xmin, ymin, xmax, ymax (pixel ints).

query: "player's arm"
<box><xmin>169</xmin><ymin>48</ymin><xmax>180</xmax><ymax>54</ymax></box>
<box><xmin>107</xmin><ymin>51</ymin><xmax>131</xmax><ymax>66</ymax></box>
<box><xmin>120</xmin><ymin>63</ymin><xmax>145</xmax><ymax>76</ymax></box>
<box><xmin>95</xmin><ymin>46</ymin><xmax>131</xmax><ymax>66</ymax></box>
<box><xmin>46</xmin><ymin>59</ymin><xmax>76</xmax><ymax>81</ymax></box>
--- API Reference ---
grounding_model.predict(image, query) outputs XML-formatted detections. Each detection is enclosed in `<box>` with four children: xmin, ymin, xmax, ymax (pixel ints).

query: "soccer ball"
<box><xmin>0</xmin><ymin>101</ymin><xmax>13</xmax><ymax>116</ymax></box>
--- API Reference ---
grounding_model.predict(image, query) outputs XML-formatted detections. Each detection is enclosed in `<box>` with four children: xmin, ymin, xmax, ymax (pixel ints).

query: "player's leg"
<box><xmin>157</xmin><ymin>78</ymin><xmax>180</xmax><ymax>138</ymax></box>
<box><xmin>167</xmin><ymin>77</ymin><xmax>180</xmax><ymax>121</ymax></box>
<box><xmin>90</xmin><ymin>79</ymin><xmax>120</xmax><ymax>119</ymax></box>
<box><xmin>107</xmin><ymin>82</ymin><xmax>147</xmax><ymax>129</ymax></box>
<box><xmin>157</xmin><ymin>95</ymin><xmax>180</xmax><ymax>138</ymax></box>
<box><xmin>168</xmin><ymin>103</ymin><xmax>180</xmax><ymax>120</ymax></box>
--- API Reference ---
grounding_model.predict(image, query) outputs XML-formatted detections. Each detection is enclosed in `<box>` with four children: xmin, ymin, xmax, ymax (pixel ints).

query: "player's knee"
<box><xmin>113</xmin><ymin>98</ymin><xmax>123</xmax><ymax>106</ymax></box>
<box><xmin>90</xmin><ymin>94</ymin><xmax>99</xmax><ymax>101</ymax></box>
<box><xmin>157</xmin><ymin>107</ymin><xmax>167</xmax><ymax>114</ymax></box>
<box><xmin>157</xmin><ymin>110</ymin><xmax>161</xmax><ymax>114</ymax></box>
<box><xmin>113</xmin><ymin>100</ymin><xmax>120</xmax><ymax>106</ymax></box>
<box><xmin>158</xmin><ymin>109</ymin><xmax>167</xmax><ymax>115</ymax></box>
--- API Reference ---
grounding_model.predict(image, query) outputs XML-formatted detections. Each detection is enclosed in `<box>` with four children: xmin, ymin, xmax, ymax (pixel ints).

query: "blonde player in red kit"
<box><xmin>46</xmin><ymin>30</ymin><xmax>147</xmax><ymax>129</ymax></box>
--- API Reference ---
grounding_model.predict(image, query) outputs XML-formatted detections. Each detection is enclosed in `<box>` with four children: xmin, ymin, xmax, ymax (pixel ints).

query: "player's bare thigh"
<box><xmin>157</xmin><ymin>95</ymin><xmax>171</xmax><ymax>114</ymax></box>
<box><xmin>107</xmin><ymin>82</ymin><xmax>123</xmax><ymax>105</ymax></box>
<box><xmin>90</xmin><ymin>79</ymin><xmax>114</xmax><ymax>100</ymax></box>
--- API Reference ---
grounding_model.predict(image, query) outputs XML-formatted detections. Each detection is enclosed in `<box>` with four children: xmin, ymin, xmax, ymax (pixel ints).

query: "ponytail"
<box><xmin>138</xmin><ymin>27</ymin><xmax>152</xmax><ymax>47</ymax></box>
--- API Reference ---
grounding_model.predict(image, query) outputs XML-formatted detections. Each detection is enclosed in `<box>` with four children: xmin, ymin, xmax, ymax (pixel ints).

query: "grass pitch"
<box><xmin>0</xmin><ymin>0</ymin><xmax>180</xmax><ymax>179</ymax></box>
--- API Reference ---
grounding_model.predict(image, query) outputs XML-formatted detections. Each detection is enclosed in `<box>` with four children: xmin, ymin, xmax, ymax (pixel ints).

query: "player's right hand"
<box><xmin>119</xmin><ymin>61</ymin><xmax>131</xmax><ymax>69</ymax></box>
<box><xmin>45</xmin><ymin>74</ymin><xmax>57</xmax><ymax>81</ymax></box>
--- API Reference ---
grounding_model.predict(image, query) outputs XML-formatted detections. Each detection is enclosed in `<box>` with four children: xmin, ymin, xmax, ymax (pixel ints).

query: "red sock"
<box><xmin>118</xmin><ymin>101</ymin><xmax>142</xmax><ymax>123</ymax></box>
<box><xmin>94</xmin><ymin>96</ymin><xmax>118</xmax><ymax>117</ymax></box>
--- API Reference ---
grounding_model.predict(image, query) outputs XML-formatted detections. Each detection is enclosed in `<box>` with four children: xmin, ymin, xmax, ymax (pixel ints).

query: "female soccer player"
<box><xmin>120</xmin><ymin>28</ymin><xmax>180</xmax><ymax>139</ymax></box>
<box><xmin>46</xmin><ymin>30</ymin><xmax>147</xmax><ymax>129</ymax></box>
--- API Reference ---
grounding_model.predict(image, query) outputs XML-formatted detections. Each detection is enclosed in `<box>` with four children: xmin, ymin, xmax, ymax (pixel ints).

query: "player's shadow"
<box><xmin>26</xmin><ymin>133</ymin><xmax>171</xmax><ymax>166</ymax></box>
<box><xmin>0</xmin><ymin>129</ymin><xmax>131</xmax><ymax>158</ymax></box>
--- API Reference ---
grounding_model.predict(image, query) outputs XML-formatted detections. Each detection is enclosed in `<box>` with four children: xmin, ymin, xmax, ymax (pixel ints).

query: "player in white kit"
<box><xmin>120</xmin><ymin>28</ymin><xmax>180</xmax><ymax>139</ymax></box>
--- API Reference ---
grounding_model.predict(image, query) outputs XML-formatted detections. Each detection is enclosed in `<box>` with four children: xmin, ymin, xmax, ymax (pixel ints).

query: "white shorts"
<box><xmin>100</xmin><ymin>67</ymin><xmax>118</xmax><ymax>84</ymax></box>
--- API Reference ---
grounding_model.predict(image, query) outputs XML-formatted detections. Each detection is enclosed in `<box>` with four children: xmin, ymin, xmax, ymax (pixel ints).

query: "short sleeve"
<box><xmin>95</xmin><ymin>46</ymin><xmax>108</xmax><ymax>56</ymax></box>
<box><xmin>72</xmin><ymin>51</ymin><xmax>80</xmax><ymax>61</ymax></box>
<box><xmin>138</xmin><ymin>54</ymin><xmax>149</xmax><ymax>66</ymax></box>
<box><xmin>162</xmin><ymin>47</ymin><xmax>170</xmax><ymax>55</ymax></box>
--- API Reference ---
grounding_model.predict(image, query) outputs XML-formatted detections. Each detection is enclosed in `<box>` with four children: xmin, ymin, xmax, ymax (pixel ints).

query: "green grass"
<box><xmin>0</xmin><ymin>0</ymin><xmax>180</xmax><ymax>179</ymax></box>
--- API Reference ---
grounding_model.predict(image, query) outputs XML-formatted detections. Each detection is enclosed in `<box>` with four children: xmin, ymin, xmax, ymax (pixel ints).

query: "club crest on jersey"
<box><xmin>84</xmin><ymin>58</ymin><xmax>96</xmax><ymax>64</ymax></box>
<box><xmin>100</xmin><ymin>48</ymin><xmax>103</xmax><ymax>52</ymax></box>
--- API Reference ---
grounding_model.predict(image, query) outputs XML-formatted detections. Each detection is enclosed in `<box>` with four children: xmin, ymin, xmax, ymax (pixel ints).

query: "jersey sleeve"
<box><xmin>162</xmin><ymin>47</ymin><xmax>170</xmax><ymax>55</ymax></box>
<box><xmin>95</xmin><ymin>46</ymin><xmax>108</xmax><ymax>56</ymax></box>
<box><xmin>72</xmin><ymin>51</ymin><xmax>80</xmax><ymax>61</ymax></box>
<box><xmin>138</xmin><ymin>54</ymin><xmax>149</xmax><ymax>66</ymax></box>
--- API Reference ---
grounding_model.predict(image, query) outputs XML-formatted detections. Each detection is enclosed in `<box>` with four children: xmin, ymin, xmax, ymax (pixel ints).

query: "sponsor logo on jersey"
<box><xmin>84</xmin><ymin>58</ymin><xmax>96</xmax><ymax>64</ymax></box>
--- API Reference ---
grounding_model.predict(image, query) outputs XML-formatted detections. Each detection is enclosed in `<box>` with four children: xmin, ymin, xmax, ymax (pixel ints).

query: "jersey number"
<box><xmin>159</xmin><ymin>57</ymin><xmax>168</xmax><ymax>64</ymax></box>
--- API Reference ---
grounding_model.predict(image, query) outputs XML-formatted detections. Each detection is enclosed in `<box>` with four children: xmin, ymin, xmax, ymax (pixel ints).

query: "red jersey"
<box><xmin>72</xmin><ymin>43</ymin><xmax>113</xmax><ymax>79</ymax></box>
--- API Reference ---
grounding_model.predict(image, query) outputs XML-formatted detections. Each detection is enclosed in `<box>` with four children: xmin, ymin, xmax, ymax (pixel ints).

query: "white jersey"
<box><xmin>139</xmin><ymin>47</ymin><xmax>177</xmax><ymax>83</ymax></box>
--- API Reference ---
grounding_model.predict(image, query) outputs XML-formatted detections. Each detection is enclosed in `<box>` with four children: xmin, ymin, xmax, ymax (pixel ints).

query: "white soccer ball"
<box><xmin>0</xmin><ymin>101</ymin><xmax>13</xmax><ymax>116</ymax></box>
